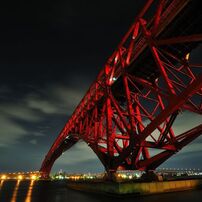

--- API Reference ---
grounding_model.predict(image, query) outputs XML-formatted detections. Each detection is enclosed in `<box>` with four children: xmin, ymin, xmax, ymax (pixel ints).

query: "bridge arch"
<box><xmin>40</xmin><ymin>0</ymin><xmax>202</xmax><ymax>178</ymax></box>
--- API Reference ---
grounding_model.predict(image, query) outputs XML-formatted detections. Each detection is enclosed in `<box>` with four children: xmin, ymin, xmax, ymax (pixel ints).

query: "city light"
<box><xmin>31</xmin><ymin>175</ymin><xmax>37</xmax><ymax>180</ymax></box>
<box><xmin>1</xmin><ymin>168</ymin><xmax>202</xmax><ymax>182</ymax></box>
<box><xmin>18</xmin><ymin>175</ymin><xmax>23</xmax><ymax>180</ymax></box>
<box><xmin>1</xmin><ymin>175</ymin><xmax>7</xmax><ymax>180</ymax></box>
<box><xmin>0</xmin><ymin>171</ymin><xmax>41</xmax><ymax>180</ymax></box>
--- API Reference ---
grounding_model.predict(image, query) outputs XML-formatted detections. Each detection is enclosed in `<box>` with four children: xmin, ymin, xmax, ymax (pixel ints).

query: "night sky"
<box><xmin>0</xmin><ymin>0</ymin><xmax>201</xmax><ymax>174</ymax></box>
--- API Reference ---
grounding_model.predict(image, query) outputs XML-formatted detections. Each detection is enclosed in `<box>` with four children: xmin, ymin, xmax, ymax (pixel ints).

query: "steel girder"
<box><xmin>40</xmin><ymin>0</ymin><xmax>202</xmax><ymax>177</ymax></box>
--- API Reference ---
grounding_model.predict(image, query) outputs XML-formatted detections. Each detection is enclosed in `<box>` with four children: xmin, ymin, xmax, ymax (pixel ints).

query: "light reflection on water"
<box><xmin>11</xmin><ymin>180</ymin><xmax>20</xmax><ymax>202</ymax></box>
<box><xmin>0</xmin><ymin>180</ymin><xmax>35</xmax><ymax>202</ymax></box>
<box><xmin>0</xmin><ymin>180</ymin><xmax>4</xmax><ymax>189</ymax></box>
<box><xmin>25</xmin><ymin>180</ymin><xmax>34</xmax><ymax>202</ymax></box>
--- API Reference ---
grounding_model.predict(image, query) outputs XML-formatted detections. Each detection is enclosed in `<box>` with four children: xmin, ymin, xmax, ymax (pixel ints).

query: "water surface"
<box><xmin>0</xmin><ymin>180</ymin><xmax>202</xmax><ymax>202</ymax></box>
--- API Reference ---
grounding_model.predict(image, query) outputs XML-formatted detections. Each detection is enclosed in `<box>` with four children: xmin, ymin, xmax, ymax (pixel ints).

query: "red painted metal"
<box><xmin>40</xmin><ymin>0</ymin><xmax>202</xmax><ymax>177</ymax></box>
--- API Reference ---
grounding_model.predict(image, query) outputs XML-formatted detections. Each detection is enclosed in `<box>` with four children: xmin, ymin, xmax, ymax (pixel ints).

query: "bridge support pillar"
<box><xmin>141</xmin><ymin>170</ymin><xmax>163</xmax><ymax>182</ymax></box>
<box><xmin>104</xmin><ymin>170</ymin><xmax>117</xmax><ymax>181</ymax></box>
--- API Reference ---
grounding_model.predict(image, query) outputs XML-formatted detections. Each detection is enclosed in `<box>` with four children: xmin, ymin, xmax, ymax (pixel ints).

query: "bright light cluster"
<box><xmin>18</xmin><ymin>175</ymin><xmax>23</xmax><ymax>180</ymax></box>
<box><xmin>0</xmin><ymin>172</ymin><xmax>40</xmax><ymax>180</ymax></box>
<box><xmin>1</xmin><ymin>175</ymin><xmax>7</xmax><ymax>180</ymax></box>
<box><xmin>31</xmin><ymin>175</ymin><xmax>37</xmax><ymax>180</ymax></box>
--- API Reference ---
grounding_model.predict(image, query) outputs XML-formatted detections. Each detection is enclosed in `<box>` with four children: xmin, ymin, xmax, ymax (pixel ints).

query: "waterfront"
<box><xmin>0</xmin><ymin>180</ymin><xmax>202</xmax><ymax>202</ymax></box>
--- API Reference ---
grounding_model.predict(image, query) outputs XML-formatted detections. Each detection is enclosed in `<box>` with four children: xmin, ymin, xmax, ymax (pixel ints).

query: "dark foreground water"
<box><xmin>1</xmin><ymin>180</ymin><xmax>202</xmax><ymax>202</ymax></box>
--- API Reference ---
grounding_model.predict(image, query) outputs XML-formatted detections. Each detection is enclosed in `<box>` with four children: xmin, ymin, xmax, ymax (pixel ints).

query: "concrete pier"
<box><xmin>67</xmin><ymin>179</ymin><xmax>202</xmax><ymax>195</ymax></box>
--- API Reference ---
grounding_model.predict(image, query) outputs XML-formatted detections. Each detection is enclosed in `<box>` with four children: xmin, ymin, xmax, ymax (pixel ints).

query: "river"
<box><xmin>0</xmin><ymin>180</ymin><xmax>202</xmax><ymax>202</ymax></box>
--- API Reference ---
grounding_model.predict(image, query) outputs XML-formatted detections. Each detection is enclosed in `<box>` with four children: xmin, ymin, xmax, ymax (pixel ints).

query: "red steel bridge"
<box><xmin>40</xmin><ymin>0</ymin><xmax>202</xmax><ymax>178</ymax></box>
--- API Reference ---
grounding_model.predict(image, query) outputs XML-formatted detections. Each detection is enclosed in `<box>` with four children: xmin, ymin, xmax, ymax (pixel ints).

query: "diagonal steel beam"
<box><xmin>137</xmin><ymin>75</ymin><xmax>202</xmax><ymax>143</ymax></box>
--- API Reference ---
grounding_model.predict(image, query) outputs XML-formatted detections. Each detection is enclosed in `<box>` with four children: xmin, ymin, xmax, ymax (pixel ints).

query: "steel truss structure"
<box><xmin>41</xmin><ymin>0</ymin><xmax>202</xmax><ymax>177</ymax></box>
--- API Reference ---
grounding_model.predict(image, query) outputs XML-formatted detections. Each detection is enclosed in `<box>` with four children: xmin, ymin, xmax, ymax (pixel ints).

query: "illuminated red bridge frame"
<box><xmin>40</xmin><ymin>0</ymin><xmax>202</xmax><ymax>178</ymax></box>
